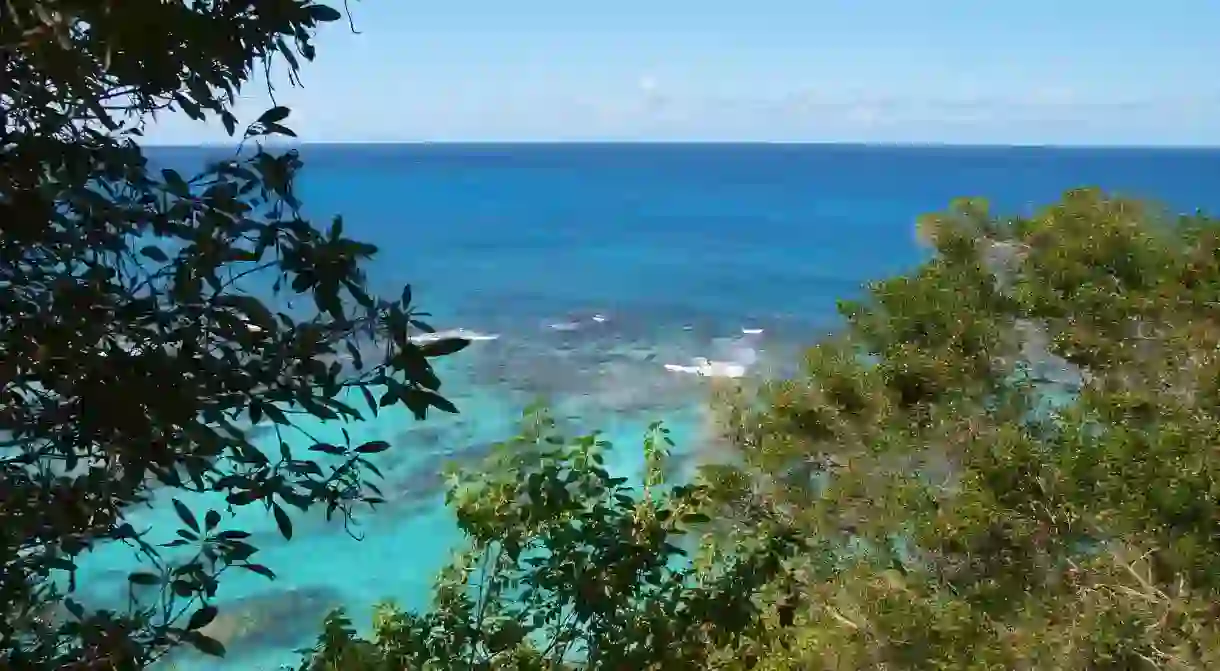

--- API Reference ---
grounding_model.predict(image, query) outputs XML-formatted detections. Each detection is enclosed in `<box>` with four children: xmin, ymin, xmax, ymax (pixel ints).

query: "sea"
<box><xmin>70</xmin><ymin>143</ymin><xmax>1220</xmax><ymax>670</ymax></box>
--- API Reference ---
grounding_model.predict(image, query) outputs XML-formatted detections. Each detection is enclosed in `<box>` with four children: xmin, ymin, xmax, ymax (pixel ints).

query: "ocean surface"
<box><xmin>76</xmin><ymin>143</ymin><xmax>1220</xmax><ymax>669</ymax></box>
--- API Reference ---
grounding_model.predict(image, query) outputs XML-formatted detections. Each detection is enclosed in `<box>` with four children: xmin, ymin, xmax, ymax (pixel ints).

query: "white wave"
<box><xmin>663</xmin><ymin>326</ymin><xmax>765</xmax><ymax>379</ymax></box>
<box><xmin>710</xmin><ymin>332</ymin><xmax>760</xmax><ymax>367</ymax></box>
<box><xmin>663</xmin><ymin>357</ymin><xmax>747</xmax><ymax>379</ymax></box>
<box><xmin>548</xmin><ymin>313</ymin><xmax>608</xmax><ymax>331</ymax></box>
<box><xmin>411</xmin><ymin>328</ymin><xmax>500</xmax><ymax>343</ymax></box>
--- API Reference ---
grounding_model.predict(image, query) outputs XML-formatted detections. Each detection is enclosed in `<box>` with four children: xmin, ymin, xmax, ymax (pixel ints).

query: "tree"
<box><xmin>307</xmin><ymin>189</ymin><xmax>1220</xmax><ymax>670</ymax></box>
<box><xmin>1</xmin><ymin>1</ymin><xmax>468</xmax><ymax>668</ymax></box>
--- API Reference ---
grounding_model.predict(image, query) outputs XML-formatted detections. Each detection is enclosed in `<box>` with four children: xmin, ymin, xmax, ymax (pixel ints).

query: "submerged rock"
<box><xmin>194</xmin><ymin>584</ymin><xmax>344</xmax><ymax>655</ymax></box>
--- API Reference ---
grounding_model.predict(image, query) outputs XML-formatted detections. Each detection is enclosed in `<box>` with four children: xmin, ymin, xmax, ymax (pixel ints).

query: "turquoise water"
<box><xmin>72</xmin><ymin>143</ymin><xmax>1220</xmax><ymax>669</ymax></box>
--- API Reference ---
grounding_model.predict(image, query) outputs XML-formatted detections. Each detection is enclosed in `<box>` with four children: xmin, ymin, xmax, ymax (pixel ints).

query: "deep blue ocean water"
<box><xmin>78</xmin><ymin>143</ymin><xmax>1220</xmax><ymax>669</ymax></box>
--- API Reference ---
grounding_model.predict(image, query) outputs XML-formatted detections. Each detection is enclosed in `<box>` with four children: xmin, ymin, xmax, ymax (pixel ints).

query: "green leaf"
<box><xmin>300</xmin><ymin>397</ymin><xmax>338</xmax><ymax>420</ymax></box>
<box><xmin>204</xmin><ymin>510</ymin><xmax>221</xmax><ymax>532</ymax></box>
<box><xmin>187</xmin><ymin>632</ymin><xmax>227</xmax><ymax>657</ymax></box>
<box><xmin>161</xmin><ymin>168</ymin><xmax>190</xmax><ymax>196</ymax></box>
<box><xmin>242</xmin><ymin>563</ymin><xmax>276</xmax><ymax>580</ymax></box>
<box><xmin>345</xmin><ymin>341</ymin><xmax>364</xmax><ymax>370</ymax></box>
<box><xmin>265</xmin><ymin>123</ymin><xmax>297</xmax><ymax>138</ymax></box>
<box><xmin>128</xmin><ymin>571</ymin><xmax>160</xmax><ymax>585</ymax></box>
<box><xmin>258</xmin><ymin>106</ymin><xmax>290</xmax><ymax>124</ymax></box>
<box><xmin>263</xmin><ymin>403</ymin><xmax>288</xmax><ymax>425</ymax></box>
<box><xmin>401</xmin><ymin>388</ymin><xmax>430</xmax><ymax>419</ymax></box>
<box><xmin>172</xmin><ymin>498</ymin><xmax>199</xmax><ymax>532</ymax></box>
<box><xmin>309</xmin><ymin>443</ymin><xmax>346</xmax><ymax>455</ymax></box>
<box><xmin>379</xmin><ymin>386</ymin><xmax>399</xmax><ymax>408</ymax></box>
<box><xmin>360</xmin><ymin>385</ymin><xmax>378</xmax><ymax>416</ymax></box>
<box><xmin>418</xmin><ymin>338</ymin><xmax>471</xmax><ymax>357</ymax></box>
<box><xmin>171</xmin><ymin>579</ymin><xmax>195</xmax><ymax>598</ymax></box>
<box><xmin>355</xmin><ymin>440</ymin><xmax>390</xmax><ymax>454</ymax></box>
<box><xmin>426</xmin><ymin>390</ymin><xmax>459</xmax><ymax>414</ymax></box>
<box><xmin>226</xmin><ymin>490</ymin><xmax>259</xmax><ymax>506</ymax></box>
<box><xmin>410</xmin><ymin>318</ymin><xmax>435</xmax><ymax>333</ymax></box>
<box><xmin>64</xmin><ymin>599</ymin><xmax>84</xmax><ymax>620</ymax></box>
<box><xmin>272</xmin><ymin>503</ymin><xmax>293</xmax><ymax>540</ymax></box>
<box><xmin>308</xmin><ymin>4</ymin><xmax>343</xmax><ymax>22</ymax></box>
<box><xmin>140</xmin><ymin>245</ymin><xmax>169</xmax><ymax>262</ymax></box>
<box><xmin>187</xmin><ymin>604</ymin><xmax>218</xmax><ymax>630</ymax></box>
<box><xmin>224</xmin><ymin>541</ymin><xmax>257</xmax><ymax>562</ymax></box>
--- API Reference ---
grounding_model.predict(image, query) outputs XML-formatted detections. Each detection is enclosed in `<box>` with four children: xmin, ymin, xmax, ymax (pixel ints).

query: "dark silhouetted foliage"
<box><xmin>1</xmin><ymin>1</ymin><xmax>466</xmax><ymax>668</ymax></box>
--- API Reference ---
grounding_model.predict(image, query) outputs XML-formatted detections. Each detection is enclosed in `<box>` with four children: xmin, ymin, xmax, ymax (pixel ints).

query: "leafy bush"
<box><xmin>710</xmin><ymin>189</ymin><xmax>1220</xmax><ymax>669</ymax></box>
<box><xmin>305</xmin><ymin>190</ymin><xmax>1220</xmax><ymax>670</ymax></box>
<box><xmin>298</xmin><ymin>412</ymin><xmax>804</xmax><ymax>670</ymax></box>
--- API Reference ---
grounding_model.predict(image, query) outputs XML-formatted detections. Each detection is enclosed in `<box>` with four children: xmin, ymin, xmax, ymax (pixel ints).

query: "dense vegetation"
<box><xmin>5</xmin><ymin>1</ymin><xmax>1220</xmax><ymax>670</ymax></box>
<box><xmin>301</xmin><ymin>191</ymin><xmax>1220</xmax><ymax>670</ymax></box>
<box><xmin>1</xmin><ymin>1</ymin><xmax>467</xmax><ymax>668</ymax></box>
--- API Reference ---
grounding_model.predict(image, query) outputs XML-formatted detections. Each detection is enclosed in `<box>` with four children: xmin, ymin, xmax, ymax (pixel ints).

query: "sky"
<box><xmin>145</xmin><ymin>0</ymin><xmax>1220</xmax><ymax>146</ymax></box>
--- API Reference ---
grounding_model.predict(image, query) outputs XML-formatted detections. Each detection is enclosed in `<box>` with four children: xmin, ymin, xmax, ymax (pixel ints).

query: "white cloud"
<box><xmin>138</xmin><ymin>78</ymin><xmax>1220</xmax><ymax>145</ymax></box>
<box><xmin>773</xmin><ymin>88</ymin><xmax>1220</xmax><ymax>125</ymax></box>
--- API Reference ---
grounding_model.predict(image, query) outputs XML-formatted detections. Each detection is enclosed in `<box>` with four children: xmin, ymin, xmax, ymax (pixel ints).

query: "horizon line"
<box><xmin>142</xmin><ymin>139</ymin><xmax>1220</xmax><ymax>150</ymax></box>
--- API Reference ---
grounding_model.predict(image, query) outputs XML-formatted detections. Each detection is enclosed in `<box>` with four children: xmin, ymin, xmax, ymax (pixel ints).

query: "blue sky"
<box><xmin>145</xmin><ymin>0</ymin><xmax>1220</xmax><ymax>145</ymax></box>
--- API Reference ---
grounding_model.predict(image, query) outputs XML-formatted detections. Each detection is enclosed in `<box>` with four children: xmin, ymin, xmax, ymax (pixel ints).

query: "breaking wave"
<box><xmin>661</xmin><ymin>327</ymin><xmax>764</xmax><ymax>379</ymax></box>
<box><xmin>411</xmin><ymin>328</ymin><xmax>501</xmax><ymax>343</ymax></box>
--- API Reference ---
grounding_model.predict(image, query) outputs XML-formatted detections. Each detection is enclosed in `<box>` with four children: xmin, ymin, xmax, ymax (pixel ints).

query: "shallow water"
<box><xmin>66</xmin><ymin>143</ymin><xmax>1220</xmax><ymax>669</ymax></box>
